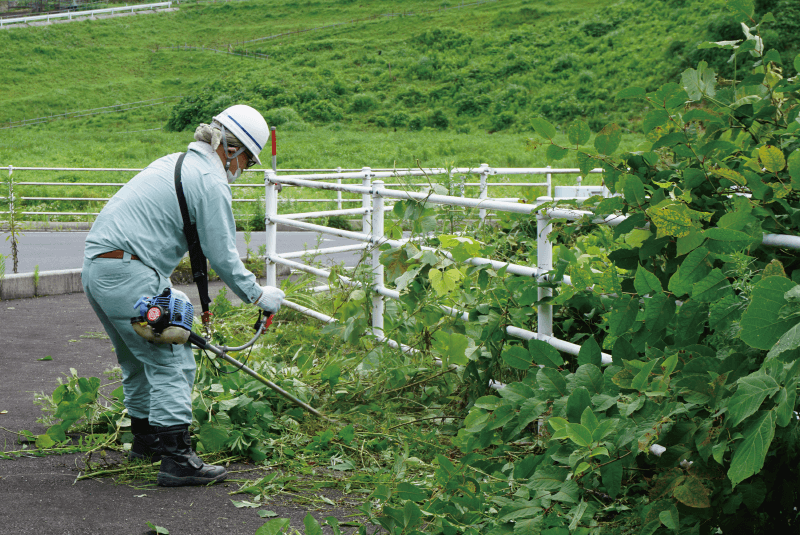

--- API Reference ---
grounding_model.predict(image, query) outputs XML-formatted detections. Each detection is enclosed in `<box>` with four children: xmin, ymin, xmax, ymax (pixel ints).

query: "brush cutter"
<box><xmin>130</xmin><ymin>288</ymin><xmax>331</xmax><ymax>421</ymax></box>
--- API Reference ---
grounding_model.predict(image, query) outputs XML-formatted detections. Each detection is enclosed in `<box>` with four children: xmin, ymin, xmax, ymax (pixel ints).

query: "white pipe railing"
<box><xmin>0</xmin><ymin>165</ymin><xmax>598</xmax><ymax>221</ymax></box>
<box><xmin>0</xmin><ymin>2</ymin><xmax>173</xmax><ymax>26</ymax></box>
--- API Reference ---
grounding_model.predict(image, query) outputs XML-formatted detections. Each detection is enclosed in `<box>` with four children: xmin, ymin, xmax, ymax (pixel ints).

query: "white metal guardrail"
<box><xmin>262</xmin><ymin>169</ymin><xmax>800</xmax><ymax>358</ymax></box>
<box><xmin>0</xmin><ymin>1</ymin><xmax>173</xmax><ymax>26</ymax></box>
<box><xmin>0</xmin><ymin>164</ymin><xmax>602</xmax><ymax>220</ymax></box>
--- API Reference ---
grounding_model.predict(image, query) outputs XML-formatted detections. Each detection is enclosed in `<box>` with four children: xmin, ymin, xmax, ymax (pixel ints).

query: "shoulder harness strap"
<box><xmin>174</xmin><ymin>152</ymin><xmax>213</xmax><ymax>324</ymax></box>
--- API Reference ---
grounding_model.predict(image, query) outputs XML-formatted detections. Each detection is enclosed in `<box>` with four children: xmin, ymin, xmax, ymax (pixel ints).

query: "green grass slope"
<box><xmin>0</xmin><ymin>0</ymin><xmax>797</xmax><ymax>169</ymax></box>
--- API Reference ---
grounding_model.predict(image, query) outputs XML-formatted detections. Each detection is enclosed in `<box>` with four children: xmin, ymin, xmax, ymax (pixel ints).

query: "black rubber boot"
<box><xmin>129</xmin><ymin>416</ymin><xmax>162</xmax><ymax>462</ymax></box>
<box><xmin>155</xmin><ymin>424</ymin><xmax>227</xmax><ymax>487</ymax></box>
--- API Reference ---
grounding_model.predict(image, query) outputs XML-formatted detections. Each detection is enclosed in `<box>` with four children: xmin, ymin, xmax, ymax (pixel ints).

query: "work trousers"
<box><xmin>82</xmin><ymin>254</ymin><xmax>195</xmax><ymax>426</ymax></box>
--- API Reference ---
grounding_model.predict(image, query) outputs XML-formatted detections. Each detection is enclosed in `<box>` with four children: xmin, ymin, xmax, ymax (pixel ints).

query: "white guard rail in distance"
<box><xmin>262</xmin><ymin>171</ymin><xmax>800</xmax><ymax>455</ymax></box>
<box><xmin>0</xmin><ymin>2</ymin><xmax>173</xmax><ymax>27</ymax></box>
<box><xmin>0</xmin><ymin>165</ymin><xmax>602</xmax><ymax>221</ymax></box>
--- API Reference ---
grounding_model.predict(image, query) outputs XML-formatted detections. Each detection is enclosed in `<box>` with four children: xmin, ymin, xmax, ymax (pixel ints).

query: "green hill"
<box><xmin>0</xmin><ymin>0</ymin><xmax>798</xmax><ymax>168</ymax></box>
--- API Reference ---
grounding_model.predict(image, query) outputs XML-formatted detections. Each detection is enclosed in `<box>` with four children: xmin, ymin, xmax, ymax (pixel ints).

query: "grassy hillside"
<box><xmin>0</xmin><ymin>0</ymin><xmax>798</xmax><ymax>169</ymax></box>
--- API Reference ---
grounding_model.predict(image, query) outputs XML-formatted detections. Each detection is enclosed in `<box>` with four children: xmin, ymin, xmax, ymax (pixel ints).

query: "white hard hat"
<box><xmin>213</xmin><ymin>104</ymin><xmax>269</xmax><ymax>165</ymax></box>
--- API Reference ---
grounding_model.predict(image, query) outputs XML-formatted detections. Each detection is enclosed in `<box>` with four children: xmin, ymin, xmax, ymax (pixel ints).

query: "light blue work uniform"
<box><xmin>82</xmin><ymin>141</ymin><xmax>261</xmax><ymax>426</ymax></box>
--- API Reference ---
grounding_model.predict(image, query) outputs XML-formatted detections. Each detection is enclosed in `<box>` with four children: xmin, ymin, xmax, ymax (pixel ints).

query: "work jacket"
<box><xmin>84</xmin><ymin>141</ymin><xmax>261</xmax><ymax>305</ymax></box>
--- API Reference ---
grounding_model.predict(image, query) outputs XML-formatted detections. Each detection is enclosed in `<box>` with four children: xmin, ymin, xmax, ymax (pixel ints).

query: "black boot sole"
<box><xmin>157</xmin><ymin>471</ymin><xmax>227</xmax><ymax>487</ymax></box>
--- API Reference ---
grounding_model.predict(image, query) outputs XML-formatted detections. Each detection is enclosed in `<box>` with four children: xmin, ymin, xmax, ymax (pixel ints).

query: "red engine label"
<box><xmin>146</xmin><ymin>307</ymin><xmax>162</xmax><ymax>322</ymax></box>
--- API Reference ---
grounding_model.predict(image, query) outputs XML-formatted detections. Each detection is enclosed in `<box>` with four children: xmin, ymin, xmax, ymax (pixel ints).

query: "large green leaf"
<box><xmin>740</xmin><ymin>277</ymin><xmax>797</xmax><ymax>350</ymax></box>
<box><xmin>668</xmin><ymin>247</ymin><xmax>712</xmax><ymax>297</ymax></box>
<box><xmin>644</xmin><ymin>293</ymin><xmax>676</xmax><ymax>332</ymax></box>
<box><xmin>609</xmin><ymin>295</ymin><xmax>639</xmax><ymax>336</ymax></box>
<box><xmin>565</xmin><ymin>423</ymin><xmax>593</xmax><ymax>447</ymax></box>
<box><xmin>681</xmin><ymin>61</ymin><xmax>717</xmax><ymax>101</ymax></box>
<box><xmin>577</xmin><ymin>337</ymin><xmax>602</xmax><ymax>367</ymax></box>
<box><xmin>567</xmin><ymin>119</ymin><xmax>591</xmax><ymax>146</ymax></box>
<box><xmin>634</xmin><ymin>265</ymin><xmax>663</xmax><ymax>296</ymax></box>
<box><xmin>727</xmin><ymin>0</ymin><xmax>754</xmax><ymax>22</ymax></box>
<box><xmin>766</xmin><ymin>323</ymin><xmax>800</xmax><ymax>361</ymax></box>
<box><xmin>502</xmin><ymin>345</ymin><xmax>532</xmax><ymax>370</ymax></box>
<box><xmin>546</xmin><ymin>143</ymin><xmax>569</xmax><ymax>163</ymax></box>
<box><xmin>728</xmin><ymin>410</ymin><xmax>777</xmax><ymax>487</ymax></box>
<box><xmin>643</xmin><ymin>109</ymin><xmax>670</xmax><ymax>133</ymax></box>
<box><xmin>567</xmin><ymin>387</ymin><xmax>592</xmax><ymax>424</ymax></box>
<box><xmin>691</xmin><ymin>269</ymin><xmax>731</xmax><ymax>302</ymax></box>
<box><xmin>432</xmin><ymin>331</ymin><xmax>470</xmax><ymax>366</ymax></box>
<box><xmin>573</xmin><ymin>364</ymin><xmax>604</xmax><ymax>394</ymax></box>
<box><xmin>632</xmin><ymin>359</ymin><xmax>659</xmax><ymax>392</ymax></box>
<box><xmin>529</xmin><ymin>339</ymin><xmax>564</xmax><ymax>368</ymax></box>
<box><xmin>538</xmin><ymin>367</ymin><xmax>568</xmax><ymax>397</ymax></box>
<box><xmin>197</xmin><ymin>423</ymin><xmax>230</xmax><ymax>453</ymax></box>
<box><xmin>527</xmin><ymin>465</ymin><xmax>568</xmax><ymax>491</ymax></box>
<box><xmin>758</xmin><ymin>145</ymin><xmax>786</xmax><ymax>173</ymax></box>
<box><xmin>673</xmin><ymin>477</ymin><xmax>711</xmax><ymax>508</ymax></box>
<box><xmin>594</xmin><ymin>123</ymin><xmax>621</xmax><ymax>155</ymax></box>
<box><xmin>619</xmin><ymin>174</ymin><xmax>646</xmax><ymax>206</ymax></box>
<box><xmin>303</xmin><ymin>514</ymin><xmax>323</xmax><ymax>535</ymax></box>
<box><xmin>647</xmin><ymin>202</ymin><xmax>698</xmax><ymax>239</ymax></box>
<box><xmin>727</xmin><ymin>373</ymin><xmax>780</xmax><ymax>427</ymax></box>
<box><xmin>703</xmin><ymin>227</ymin><xmax>759</xmax><ymax>253</ymax></box>
<box><xmin>600</xmin><ymin>460</ymin><xmax>623</xmax><ymax>498</ymax></box>
<box><xmin>531</xmin><ymin>117</ymin><xmax>556</xmax><ymax>140</ymax></box>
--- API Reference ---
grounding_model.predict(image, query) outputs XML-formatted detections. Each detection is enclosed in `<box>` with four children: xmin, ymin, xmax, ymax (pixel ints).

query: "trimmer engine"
<box><xmin>130</xmin><ymin>288</ymin><xmax>195</xmax><ymax>344</ymax></box>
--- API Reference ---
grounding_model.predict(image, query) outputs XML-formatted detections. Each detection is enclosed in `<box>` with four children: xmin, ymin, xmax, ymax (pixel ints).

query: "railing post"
<box><xmin>336</xmin><ymin>166</ymin><xmax>342</xmax><ymax>211</ymax></box>
<box><xmin>270</xmin><ymin>126</ymin><xmax>277</xmax><ymax>172</ymax></box>
<box><xmin>459</xmin><ymin>175</ymin><xmax>465</xmax><ymax>198</ymax></box>
<box><xmin>371</xmin><ymin>180</ymin><xmax>385</xmax><ymax>337</ymax></box>
<box><xmin>537</xmin><ymin>212</ymin><xmax>553</xmax><ymax>338</ymax></box>
<box><xmin>546</xmin><ymin>165</ymin><xmax>552</xmax><ymax>198</ymax></box>
<box><xmin>478</xmin><ymin>163</ymin><xmax>489</xmax><ymax>224</ymax></box>
<box><xmin>361</xmin><ymin>166</ymin><xmax>372</xmax><ymax>233</ymax></box>
<box><xmin>265</xmin><ymin>169</ymin><xmax>278</xmax><ymax>287</ymax></box>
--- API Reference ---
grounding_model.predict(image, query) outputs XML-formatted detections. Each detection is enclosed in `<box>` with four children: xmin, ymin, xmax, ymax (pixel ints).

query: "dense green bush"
<box><xmin>264</xmin><ymin>106</ymin><xmax>302</xmax><ymax>127</ymax></box>
<box><xmin>322</xmin><ymin>6</ymin><xmax>800</xmax><ymax>534</ymax></box>
<box><xmin>305</xmin><ymin>100</ymin><xmax>344</xmax><ymax>123</ymax></box>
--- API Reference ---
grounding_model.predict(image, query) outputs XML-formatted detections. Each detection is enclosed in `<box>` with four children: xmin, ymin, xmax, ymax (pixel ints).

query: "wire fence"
<box><xmin>1</xmin><ymin>96</ymin><xmax>181</xmax><ymax>129</ymax></box>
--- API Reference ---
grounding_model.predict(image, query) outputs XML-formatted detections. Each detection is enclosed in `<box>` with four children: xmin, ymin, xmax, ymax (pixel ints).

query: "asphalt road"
<box><xmin>0</xmin><ymin>231</ymin><xmax>363</xmax><ymax>274</ymax></box>
<box><xmin>0</xmin><ymin>287</ymin><xmax>360</xmax><ymax>535</ymax></box>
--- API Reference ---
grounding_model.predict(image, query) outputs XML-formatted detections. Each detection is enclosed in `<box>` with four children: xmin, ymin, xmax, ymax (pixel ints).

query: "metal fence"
<box><xmin>0</xmin><ymin>164</ymin><xmax>604</xmax><ymax>222</ymax></box>
<box><xmin>0</xmin><ymin>1</ymin><xmax>172</xmax><ymax>26</ymax></box>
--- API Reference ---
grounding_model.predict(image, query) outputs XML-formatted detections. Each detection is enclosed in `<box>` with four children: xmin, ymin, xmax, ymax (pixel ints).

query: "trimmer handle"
<box><xmin>254</xmin><ymin>313</ymin><xmax>274</xmax><ymax>333</ymax></box>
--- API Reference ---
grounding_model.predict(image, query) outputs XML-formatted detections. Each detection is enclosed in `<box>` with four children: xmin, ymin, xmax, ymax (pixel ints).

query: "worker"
<box><xmin>81</xmin><ymin>104</ymin><xmax>285</xmax><ymax>487</ymax></box>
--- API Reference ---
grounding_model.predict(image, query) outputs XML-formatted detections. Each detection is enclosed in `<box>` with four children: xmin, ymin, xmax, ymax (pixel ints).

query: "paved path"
<box><xmin>0</xmin><ymin>284</ymin><xmax>359</xmax><ymax>535</ymax></box>
<box><xmin>0</xmin><ymin>231</ymin><xmax>363</xmax><ymax>274</ymax></box>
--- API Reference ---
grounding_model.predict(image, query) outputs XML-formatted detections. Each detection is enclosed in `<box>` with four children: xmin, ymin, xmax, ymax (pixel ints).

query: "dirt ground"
<box><xmin>0</xmin><ymin>284</ymin><xmax>360</xmax><ymax>535</ymax></box>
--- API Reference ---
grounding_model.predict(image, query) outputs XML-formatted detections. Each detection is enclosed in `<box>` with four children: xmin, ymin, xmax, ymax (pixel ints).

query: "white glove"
<box><xmin>254</xmin><ymin>286</ymin><xmax>285</xmax><ymax>314</ymax></box>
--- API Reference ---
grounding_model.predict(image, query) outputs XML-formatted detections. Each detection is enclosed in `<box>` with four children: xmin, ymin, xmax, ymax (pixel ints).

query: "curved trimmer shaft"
<box><xmin>186</xmin><ymin>329</ymin><xmax>336</xmax><ymax>424</ymax></box>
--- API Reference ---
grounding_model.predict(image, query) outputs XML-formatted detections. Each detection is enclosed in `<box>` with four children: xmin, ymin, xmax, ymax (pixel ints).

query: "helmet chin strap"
<box><xmin>220</xmin><ymin>125</ymin><xmax>246</xmax><ymax>172</ymax></box>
